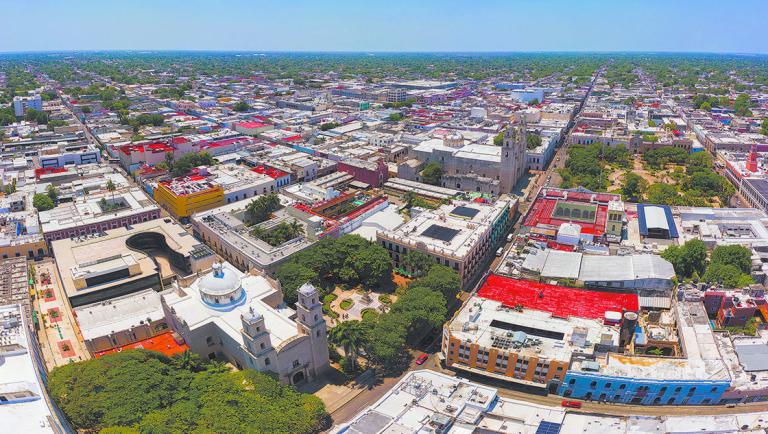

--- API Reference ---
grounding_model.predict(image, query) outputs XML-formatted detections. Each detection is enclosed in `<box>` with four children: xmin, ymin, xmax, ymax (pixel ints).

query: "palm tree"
<box><xmin>106</xmin><ymin>179</ymin><xmax>116</xmax><ymax>202</ymax></box>
<box><xmin>329</xmin><ymin>320</ymin><xmax>366</xmax><ymax>372</ymax></box>
<box><xmin>288</xmin><ymin>220</ymin><xmax>304</xmax><ymax>238</ymax></box>
<box><xmin>402</xmin><ymin>191</ymin><xmax>415</xmax><ymax>209</ymax></box>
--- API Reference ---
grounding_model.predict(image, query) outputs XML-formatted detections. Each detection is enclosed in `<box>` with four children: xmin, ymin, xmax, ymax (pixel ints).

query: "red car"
<box><xmin>415</xmin><ymin>354</ymin><xmax>429</xmax><ymax>365</ymax></box>
<box><xmin>562</xmin><ymin>401</ymin><xmax>582</xmax><ymax>409</ymax></box>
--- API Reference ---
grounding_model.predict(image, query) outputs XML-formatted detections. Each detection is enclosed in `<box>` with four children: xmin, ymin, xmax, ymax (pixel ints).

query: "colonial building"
<box><xmin>161</xmin><ymin>262</ymin><xmax>329</xmax><ymax>385</ymax></box>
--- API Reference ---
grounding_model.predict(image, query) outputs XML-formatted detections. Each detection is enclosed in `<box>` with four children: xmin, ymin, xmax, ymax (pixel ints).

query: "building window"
<box><xmin>293</xmin><ymin>360</ymin><xmax>300</xmax><ymax>368</ymax></box>
<box><xmin>260</xmin><ymin>343</ymin><xmax>265</xmax><ymax>349</ymax></box>
<box><xmin>265</xmin><ymin>358</ymin><xmax>270</xmax><ymax>366</ymax></box>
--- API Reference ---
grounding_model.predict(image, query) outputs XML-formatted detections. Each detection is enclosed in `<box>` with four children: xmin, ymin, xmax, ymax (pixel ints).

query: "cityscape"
<box><xmin>2</xmin><ymin>2</ymin><xmax>768</xmax><ymax>434</ymax></box>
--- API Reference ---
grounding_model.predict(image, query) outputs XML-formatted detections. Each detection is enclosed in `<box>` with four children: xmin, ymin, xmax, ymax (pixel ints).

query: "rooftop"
<box><xmin>379</xmin><ymin>198</ymin><xmax>513</xmax><ymax>260</ymax></box>
<box><xmin>478</xmin><ymin>274</ymin><xmax>639</xmax><ymax>320</ymax></box>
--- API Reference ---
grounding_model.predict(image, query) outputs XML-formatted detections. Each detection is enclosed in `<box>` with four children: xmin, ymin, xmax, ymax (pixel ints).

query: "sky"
<box><xmin>1</xmin><ymin>0</ymin><xmax>767</xmax><ymax>53</ymax></box>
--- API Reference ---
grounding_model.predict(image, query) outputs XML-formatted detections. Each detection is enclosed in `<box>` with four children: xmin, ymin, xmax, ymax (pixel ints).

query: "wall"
<box><xmin>558</xmin><ymin>371</ymin><xmax>729</xmax><ymax>405</ymax></box>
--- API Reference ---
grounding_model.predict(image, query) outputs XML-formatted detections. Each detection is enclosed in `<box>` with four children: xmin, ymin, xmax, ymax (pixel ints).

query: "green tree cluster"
<box><xmin>661</xmin><ymin>239</ymin><xmax>707</xmax><ymax>280</ymax></box>
<box><xmin>559</xmin><ymin>143</ymin><xmax>630</xmax><ymax>191</ymax></box>
<box><xmin>250</xmin><ymin>221</ymin><xmax>304</xmax><ymax>247</ymax></box>
<box><xmin>733</xmin><ymin>93</ymin><xmax>752</xmax><ymax>117</ymax></box>
<box><xmin>32</xmin><ymin>193</ymin><xmax>54</xmax><ymax>211</ymax></box>
<box><xmin>169</xmin><ymin>151</ymin><xmax>214</xmax><ymax>177</ymax></box>
<box><xmin>702</xmin><ymin>245</ymin><xmax>754</xmax><ymax>287</ymax></box>
<box><xmin>48</xmin><ymin>350</ymin><xmax>327</xmax><ymax>433</ymax></box>
<box><xmin>275</xmin><ymin>235</ymin><xmax>392</xmax><ymax>306</ymax></box>
<box><xmin>351</xmin><ymin>266</ymin><xmax>458</xmax><ymax>370</ymax></box>
<box><xmin>233</xmin><ymin>100</ymin><xmax>251</xmax><ymax>112</ymax></box>
<box><xmin>421</xmin><ymin>161</ymin><xmax>443</xmax><ymax>186</ymax></box>
<box><xmin>243</xmin><ymin>193</ymin><xmax>281</xmax><ymax>225</ymax></box>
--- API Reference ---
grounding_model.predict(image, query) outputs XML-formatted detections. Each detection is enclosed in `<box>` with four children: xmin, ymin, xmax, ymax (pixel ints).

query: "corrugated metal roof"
<box><xmin>638</xmin><ymin>296</ymin><xmax>672</xmax><ymax>309</ymax></box>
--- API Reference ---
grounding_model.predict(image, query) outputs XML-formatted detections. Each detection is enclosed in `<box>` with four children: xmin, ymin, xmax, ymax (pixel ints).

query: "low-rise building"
<box><xmin>377</xmin><ymin>197</ymin><xmax>515</xmax><ymax>287</ymax></box>
<box><xmin>0</xmin><ymin>303</ymin><xmax>68</xmax><ymax>433</ymax></box>
<box><xmin>52</xmin><ymin>218</ymin><xmax>215</xmax><ymax>307</ymax></box>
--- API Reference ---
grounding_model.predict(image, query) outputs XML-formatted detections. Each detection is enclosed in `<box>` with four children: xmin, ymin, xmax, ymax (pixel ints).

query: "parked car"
<box><xmin>562</xmin><ymin>401</ymin><xmax>582</xmax><ymax>409</ymax></box>
<box><xmin>496</xmin><ymin>247</ymin><xmax>504</xmax><ymax>256</ymax></box>
<box><xmin>415</xmin><ymin>354</ymin><xmax>429</xmax><ymax>365</ymax></box>
<box><xmin>506</xmin><ymin>233</ymin><xmax>514</xmax><ymax>243</ymax></box>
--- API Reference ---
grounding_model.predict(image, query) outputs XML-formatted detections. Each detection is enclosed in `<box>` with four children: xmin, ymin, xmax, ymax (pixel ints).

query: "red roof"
<box><xmin>478</xmin><ymin>274</ymin><xmax>639</xmax><ymax>320</ymax></box>
<box><xmin>35</xmin><ymin>167</ymin><xmax>68</xmax><ymax>178</ymax></box>
<box><xmin>94</xmin><ymin>331</ymin><xmax>189</xmax><ymax>358</ymax></box>
<box><xmin>239</xmin><ymin>121</ymin><xmax>271</xmax><ymax>129</ymax></box>
<box><xmin>251</xmin><ymin>165</ymin><xmax>289</xmax><ymax>180</ymax></box>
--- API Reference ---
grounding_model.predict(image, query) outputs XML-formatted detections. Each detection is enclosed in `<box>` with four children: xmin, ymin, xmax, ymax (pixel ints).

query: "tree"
<box><xmin>244</xmin><ymin>193</ymin><xmax>281</xmax><ymax>225</ymax></box>
<box><xmin>710</xmin><ymin>245</ymin><xmax>752</xmax><ymax>274</ymax></box>
<box><xmin>170</xmin><ymin>151</ymin><xmax>215</xmax><ymax>177</ymax></box>
<box><xmin>700</xmin><ymin>102</ymin><xmax>712</xmax><ymax>112</ymax></box>
<box><xmin>275</xmin><ymin>263</ymin><xmax>318</xmax><ymax>307</ymax></box>
<box><xmin>329</xmin><ymin>320</ymin><xmax>367</xmax><ymax>372</ymax></box>
<box><xmin>648</xmin><ymin>119</ymin><xmax>657</xmax><ymax>127</ymax></box>
<box><xmin>621</xmin><ymin>172</ymin><xmax>647</xmax><ymax>202</ymax></box>
<box><xmin>49</xmin><ymin>350</ymin><xmax>327</xmax><ymax>433</ymax></box>
<box><xmin>388</xmin><ymin>113</ymin><xmax>403</xmax><ymax>122</ymax></box>
<box><xmin>526</xmin><ymin>133</ymin><xmax>542</xmax><ymax>150</ymax></box>
<box><xmin>528</xmin><ymin>98</ymin><xmax>540</xmax><ymax>105</ymax></box>
<box><xmin>319</xmin><ymin>122</ymin><xmax>339</xmax><ymax>131</ymax></box>
<box><xmin>661</xmin><ymin>239</ymin><xmax>707</xmax><ymax>279</ymax></box>
<box><xmin>493</xmin><ymin>131</ymin><xmax>505</xmax><ymax>146</ymax></box>
<box><xmin>762</xmin><ymin>119</ymin><xmax>768</xmax><ymax>136</ymax></box>
<box><xmin>733</xmin><ymin>93</ymin><xmax>752</xmax><ymax>117</ymax></box>
<box><xmin>33</xmin><ymin>193</ymin><xmax>54</xmax><ymax>211</ymax></box>
<box><xmin>232</xmin><ymin>101</ymin><xmax>251</xmax><ymax>112</ymax></box>
<box><xmin>416</xmin><ymin>264</ymin><xmax>461</xmax><ymax>301</ymax></box>
<box><xmin>106</xmin><ymin>179</ymin><xmax>116</xmax><ymax>202</ymax></box>
<box><xmin>402</xmin><ymin>251</ymin><xmax>434</xmax><ymax>278</ymax></box>
<box><xmin>391</xmin><ymin>286</ymin><xmax>447</xmax><ymax>343</ymax></box>
<box><xmin>46</xmin><ymin>184</ymin><xmax>58</xmax><ymax>201</ymax></box>
<box><xmin>421</xmin><ymin>161</ymin><xmax>443</xmax><ymax>186</ymax></box>
<box><xmin>702</xmin><ymin>262</ymin><xmax>753</xmax><ymax>288</ymax></box>
<box><xmin>361</xmin><ymin>314</ymin><xmax>407</xmax><ymax>367</ymax></box>
<box><xmin>164</xmin><ymin>152</ymin><xmax>174</xmax><ymax>170</ymax></box>
<box><xmin>646</xmin><ymin>183</ymin><xmax>679</xmax><ymax>205</ymax></box>
<box><xmin>348</xmin><ymin>245</ymin><xmax>392</xmax><ymax>287</ymax></box>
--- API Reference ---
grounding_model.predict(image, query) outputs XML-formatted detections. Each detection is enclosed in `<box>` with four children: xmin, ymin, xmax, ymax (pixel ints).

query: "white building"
<box><xmin>38</xmin><ymin>142</ymin><xmax>101</xmax><ymax>168</ymax></box>
<box><xmin>0</xmin><ymin>304</ymin><xmax>65</xmax><ymax>433</ymax></box>
<box><xmin>161</xmin><ymin>262</ymin><xmax>329</xmax><ymax>385</ymax></box>
<box><xmin>13</xmin><ymin>95</ymin><xmax>43</xmax><ymax>117</ymax></box>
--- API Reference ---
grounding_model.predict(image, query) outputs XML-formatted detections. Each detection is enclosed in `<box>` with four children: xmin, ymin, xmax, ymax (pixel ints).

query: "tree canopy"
<box><xmin>48</xmin><ymin>350</ymin><xmax>327</xmax><ymax>433</ymax></box>
<box><xmin>32</xmin><ymin>193</ymin><xmax>54</xmax><ymax>211</ymax></box>
<box><xmin>169</xmin><ymin>151</ymin><xmax>214</xmax><ymax>177</ymax></box>
<box><xmin>421</xmin><ymin>161</ymin><xmax>443</xmax><ymax>186</ymax></box>
<box><xmin>661</xmin><ymin>239</ymin><xmax>707</xmax><ymax>279</ymax></box>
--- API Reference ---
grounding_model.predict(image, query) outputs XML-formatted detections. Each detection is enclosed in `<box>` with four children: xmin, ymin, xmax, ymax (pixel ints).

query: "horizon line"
<box><xmin>1</xmin><ymin>49</ymin><xmax>767</xmax><ymax>56</ymax></box>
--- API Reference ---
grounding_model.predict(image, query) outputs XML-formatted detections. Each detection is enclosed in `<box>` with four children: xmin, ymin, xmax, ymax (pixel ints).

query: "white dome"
<box><xmin>200</xmin><ymin>264</ymin><xmax>241</xmax><ymax>296</ymax></box>
<box><xmin>198</xmin><ymin>263</ymin><xmax>245</xmax><ymax>310</ymax></box>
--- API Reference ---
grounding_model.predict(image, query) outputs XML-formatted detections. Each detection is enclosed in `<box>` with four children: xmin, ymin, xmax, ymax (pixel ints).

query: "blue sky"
<box><xmin>1</xmin><ymin>0</ymin><xmax>766</xmax><ymax>53</ymax></box>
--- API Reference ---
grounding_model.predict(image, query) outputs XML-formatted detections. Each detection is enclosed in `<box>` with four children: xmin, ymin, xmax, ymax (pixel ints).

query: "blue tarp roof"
<box><xmin>637</xmin><ymin>204</ymin><xmax>679</xmax><ymax>238</ymax></box>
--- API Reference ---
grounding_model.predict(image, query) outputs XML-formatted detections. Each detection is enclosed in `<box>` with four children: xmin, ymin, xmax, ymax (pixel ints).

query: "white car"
<box><xmin>496</xmin><ymin>247</ymin><xmax>504</xmax><ymax>257</ymax></box>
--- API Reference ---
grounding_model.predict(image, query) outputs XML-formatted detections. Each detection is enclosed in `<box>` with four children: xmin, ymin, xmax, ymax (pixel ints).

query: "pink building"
<box><xmin>337</xmin><ymin>158</ymin><xmax>388</xmax><ymax>187</ymax></box>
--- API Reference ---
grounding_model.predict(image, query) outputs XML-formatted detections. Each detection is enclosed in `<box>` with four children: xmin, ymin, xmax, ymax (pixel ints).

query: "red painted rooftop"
<box><xmin>478</xmin><ymin>274</ymin><xmax>639</xmax><ymax>320</ymax></box>
<box><xmin>239</xmin><ymin>121</ymin><xmax>271</xmax><ymax>129</ymax></box>
<box><xmin>93</xmin><ymin>331</ymin><xmax>189</xmax><ymax>358</ymax></box>
<box><xmin>251</xmin><ymin>165</ymin><xmax>289</xmax><ymax>179</ymax></box>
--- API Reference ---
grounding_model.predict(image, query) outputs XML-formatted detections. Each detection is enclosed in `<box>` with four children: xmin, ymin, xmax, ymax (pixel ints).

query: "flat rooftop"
<box><xmin>478</xmin><ymin>274</ymin><xmax>639</xmax><ymax>320</ymax></box>
<box><xmin>450</xmin><ymin>295</ymin><xmax>614</xmax><ymax>362</ymax></box>
<box><xmin>379</xmin><ymin>199</ymin><xmax>512</xmax><ymax>260</ymax></box>
<box><xmin>52</xmin><ymin>219</ymin><xmax>207</xmax><ymax>301</ymax></box>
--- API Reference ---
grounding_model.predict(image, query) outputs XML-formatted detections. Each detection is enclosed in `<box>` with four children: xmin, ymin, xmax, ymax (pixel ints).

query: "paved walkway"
<box><xmin>33</xmin><ymin>260</ymin><xmax>90</xmax><ymax>369</ymax></box>
<box><xmin>329</xmin><ymin>288</ymin><xmax>391</xmax><ymax>321</ymax></box>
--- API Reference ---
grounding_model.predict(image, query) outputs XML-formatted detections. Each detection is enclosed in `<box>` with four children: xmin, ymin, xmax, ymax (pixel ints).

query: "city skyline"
<box><xmin>1</xmin><ymin>0</ymin><xmax>767</xmax><ymax>53</ymax></box>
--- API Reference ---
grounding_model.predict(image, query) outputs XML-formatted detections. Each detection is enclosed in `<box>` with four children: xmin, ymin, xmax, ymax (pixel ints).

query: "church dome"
<box><xmin>199</xmin><ymin>263</ymin><xmax>245</xmax><ymax>310</ymax></box>
<box><xmin>443</xmin><ymin>132</ymin><xmax>464</xmax><ymax>148</ymax></box>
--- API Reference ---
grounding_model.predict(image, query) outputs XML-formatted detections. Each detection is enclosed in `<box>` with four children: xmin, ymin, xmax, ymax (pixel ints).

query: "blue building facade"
<box><xmin>558</xmin><ymin>371</ymin><xmax>729</xmax><ymax>405</ymax></box>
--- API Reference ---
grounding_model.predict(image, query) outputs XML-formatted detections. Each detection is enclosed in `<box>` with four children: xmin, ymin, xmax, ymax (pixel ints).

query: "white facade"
<box><xmin>161</xmin><ymin>262</ymin><xmax>329</xmax><ymax>385</ymax></box>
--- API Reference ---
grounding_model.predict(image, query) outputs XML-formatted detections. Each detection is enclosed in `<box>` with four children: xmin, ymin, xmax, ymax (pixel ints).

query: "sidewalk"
<box><xmin>32</xmin><ymin>259</ymin><xmax>90</xmax><ymax>370</ymax></box>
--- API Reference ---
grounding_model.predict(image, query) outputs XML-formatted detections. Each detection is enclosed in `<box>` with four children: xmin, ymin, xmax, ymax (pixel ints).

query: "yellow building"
<box><xmin>154</xmin><ymin>176</ymin><xmax>224</xmax><ymax>219</ymax></box>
